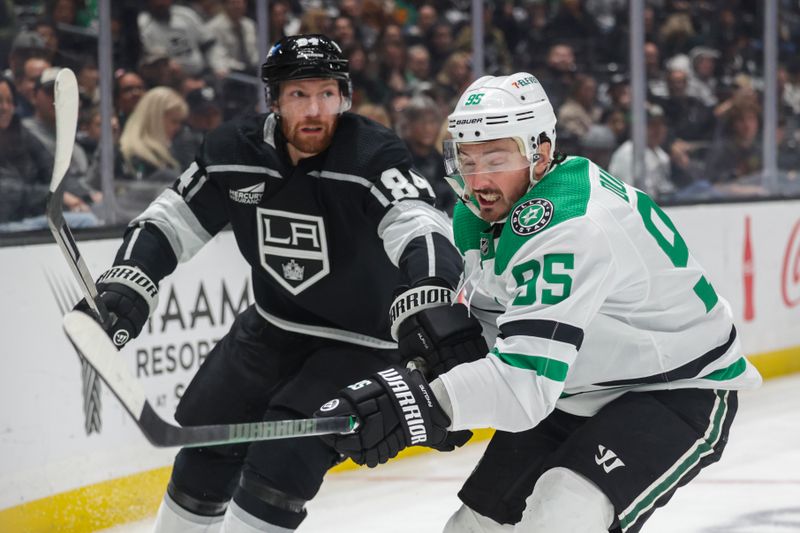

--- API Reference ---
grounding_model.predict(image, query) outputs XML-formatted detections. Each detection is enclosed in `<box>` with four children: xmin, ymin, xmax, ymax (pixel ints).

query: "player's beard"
<box><xmin>282</xmin><ymin>116</ymin><xmax>338</xmax><ymax>156</ymax></box>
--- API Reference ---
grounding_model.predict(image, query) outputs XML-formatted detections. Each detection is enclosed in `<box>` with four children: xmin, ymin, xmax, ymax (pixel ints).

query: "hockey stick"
<box><xmin>45</xmin><ymin>68</ymin><xmax>110</xmax><ymax>325</ymax></box>
<box><xmin>63</xmin><ymin>310</ymin><xmax>357</xmax><ymax>447</ymax></box>
<box><xmin>44</xmin><ymin>68</ymin><xmax>105</xmax><ymax>435</ymax></box>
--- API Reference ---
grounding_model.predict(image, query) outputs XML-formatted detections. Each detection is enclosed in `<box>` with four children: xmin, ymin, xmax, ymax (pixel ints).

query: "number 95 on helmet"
<box><xmin>443</xmin><ymin>73</ymin><xmax>557</xmax><ymax>208</ymax></box>
<box><xmin>261</xmin><ymin>34</ymin><xmax>352</xmax><ymax>114</ymax></box>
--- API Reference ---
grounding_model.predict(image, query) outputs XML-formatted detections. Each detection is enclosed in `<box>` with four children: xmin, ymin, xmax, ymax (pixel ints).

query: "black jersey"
<box><xmin>114</xmin><ymin>112</ymin><xmax>461</xmax><ymax>347</ymax></box>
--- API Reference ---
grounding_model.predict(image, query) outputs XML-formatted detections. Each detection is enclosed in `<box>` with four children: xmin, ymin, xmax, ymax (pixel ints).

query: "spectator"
<box><xmin>0</xmin><ymin>74</ymin><xmax>98</xmax><ymax>230</ymax></box>
<box><xmin>297</xmin><ymin>8</ymin><xmax>330</xmax><ymax>36</ymax></box>
<box><xmin>22</xmin><ymin>67</ymin><xmax>99</xmax><ymax>208</ymax></box>
<box><xmin>602</xmin><ymin>106</ymin><xmax>628</xmax><ymax>145</ymax></box>
<box><xmin>399</xmin><ymin>95</ymin><xmax>454</xmax><ymax>214</ymax></box>
<box><xmin>434</xmin><ymin>51</ymin><xmax>472</xmax><ymax>109</ymax></box>
<box><xmin>609</xmin><ymin>103</ymin><xmax>675</xmax><ymax>198</ymax></box>
<box><xmin>545</xmin><ymin>0</ymin><xmax>605</xmax><ymax>68</ymax></box>
<box><xmin>514</xmin><ymin>1</ymin><xmax>550</xmax><ymax>70</ymax></box>
<box><xmin>645</xmin><ymin>41</ymin><xmax>669</xmax><ymax>99</ymax></box>
<box><xmin>577</xmin><ymin>123</ymin><xmax>617</xmax><ymax>170</ymax></box>
<box><xmin>658</xmin><ymin>68</ymin><xmax>715</xmax><ymax>143</ymax></box>
<box><xmin>0</xmin><ymin>75</ymin><xmax>52</xmax><ymax>228</ymax></box>
<box><xmin>138</xmin><ymin>0</ymin><xmax>222</xmax><ymax>78</ymax></box>
<box><xmin>425</xmin><ymin>21</ymin><xmax>454</xmax><ymax>75</ymax></box>
<box><xmin>376</xmin><ymin>30</ymin><xmax>408</xmax><ymax>98</ymax></box>
<box><xmin>687</xmin><ymin>46</ymin><xmax>720</xmax><ymax>107</ymax></box>
<box><xmin>206</xmin><ymin>0</ymin><xmax>260</xmax><ymax>78</ymax></box>
<box><xmin>119</xmin><ymin>86</ymin><xmax>188</xmax><ymax>182</ymax></box>
<box><xmin>5</xmin><ymin>29</ymin><xmax>50</xmax><ymax>81</ymax></box>
<box><xmin>405</xmin><ymin>3</ymin><xmax>438</xmax><ymax>46</ymax></box>
<box><xmin>47</xmin><ymin>0</ymin><xmax>96</xmax><ymax>62</ymax></box>
<box><xmin>778</xmin><ymin>117</ymin><xmax>800</xmax><ymax>183</ymax></box>
<box><xmin>76</xmin><ymin>105</ymin><xmax>110</xmax><ymax>159</ymax></box>
<box><xmin>658</xmin><ymin>12</ymin><xmax>698</xmax><ymax>59</ymax></box>
<box><xmin>345</xmin><ymin>45</ymin><xmax>384</xmax><ymax>107</ymax></box>
<box><xmin>113</xmin><ymin>69</ymin><xmax>145</xmax><ymax>128</ymax></box>
<box><xmin>779</xmin><ymin>63</ymin><xmax>800</xmax><ymax>116</ymax></box>
<box><xmin>339</xmin><ymin>0</ymin><xmax>379</xmax><ymax>51</ymax></box>
<box><xmin>137</xmin><ymin>47</ymin><xmax>185</xmax><ymax>91</ymax></box>
<box><xmin>76</xmin><ymin>58</ymin><xmax>99</xmax><ymax>106</ymax></box>
<box><xmin>268</xmin><ymin>0</ymin><xmax>292</xmax><ymax>44</ymax></box>
<box><xmin>387</xmin><ymin>91</ymin><xmax>412</xmax><ymax>131</ymax></box>
<box><xmin>14</xmin><ymin>55</ymin><xmax>51</xmax><ymax>119</ymax></box>
<box><xmin>405</xmin><ymin>44</ymin><xmax>432</xmax><ymax>92</ymax></box>
<box><xmin>172</xmin><ymin>86</ymin><xmax>222</xmax><ymax>169</ymax></box>
<box><xmin>704</xmin><ymin>98</ymin><xmax>765</xmax><ymax>195</ymax></box>
<box><xmin>33</xmin><ymin>18</ymin><xmax>60</xmax><ymax>64</ymax></box>
<box><xmin>115</xmin><ymin>86</ymin><xmax>188</xmax><ymax>221</ymax></box>
<box><xmin>604</xmin><ymin>73</ymin><xmax>631</xmax><ymax>114</ymax></box>
<box><xmin>532</xmin><ymin>43</ymin><xmax>577</xmax><ymax>113</ymax></box>
<box><xmin>558</xmin><ymin>73</ymin><xmax>602</xmax><ymax>139</ymax></box>
<box><xmin>331</xmin><ymin>15</ymin><xmax>358</xmax><ymax>52</ymax></box>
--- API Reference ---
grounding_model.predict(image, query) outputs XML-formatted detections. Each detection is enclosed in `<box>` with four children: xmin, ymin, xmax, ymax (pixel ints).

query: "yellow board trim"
<box><xmin>2</xmin><ymin>346</ymin><xmax>797</xmax><ymax>533</ymax></box>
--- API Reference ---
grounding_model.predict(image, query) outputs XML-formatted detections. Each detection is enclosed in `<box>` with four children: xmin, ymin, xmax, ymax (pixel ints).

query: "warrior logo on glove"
<box><xmin>377</xmin><ymin>367</ymin><xmax>429</xmax><ymax>444</ymax></box>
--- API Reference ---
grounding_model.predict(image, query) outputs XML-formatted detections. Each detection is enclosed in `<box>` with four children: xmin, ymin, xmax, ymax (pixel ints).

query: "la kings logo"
<box><xmin>510</xmin><ymin>198</ymin><xmax>554</xmax><ymax>236</ymax></box>
<box><xmin>257</xmin><ymin>208</ymin><xmax>329</xmax><ymax>295</ymax></box>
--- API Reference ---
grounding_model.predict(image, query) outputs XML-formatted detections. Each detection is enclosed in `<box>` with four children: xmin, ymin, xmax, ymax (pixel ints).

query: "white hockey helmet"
<box><xmin>443</xmin><ymin>73</ymin><xmax>557</xmax><ymax>212</ymax></box>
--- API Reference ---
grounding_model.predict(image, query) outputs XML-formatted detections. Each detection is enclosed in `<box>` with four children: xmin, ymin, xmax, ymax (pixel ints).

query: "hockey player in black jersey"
<box><xmin>73</xmin><ymin>34</ymin><xmax>486</xmax><ymax>532</ymax></box>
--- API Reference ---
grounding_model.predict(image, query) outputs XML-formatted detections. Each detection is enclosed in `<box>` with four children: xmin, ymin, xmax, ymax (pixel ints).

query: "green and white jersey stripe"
<box><xmin>618</xmin><ymin>390</ymin><xmax>733</xmax><ymax>531</ymax></box>
<box><xmin>440</xmin><ymin>157</ymin><xmax>761</xmax><ymax>432</ymax></box>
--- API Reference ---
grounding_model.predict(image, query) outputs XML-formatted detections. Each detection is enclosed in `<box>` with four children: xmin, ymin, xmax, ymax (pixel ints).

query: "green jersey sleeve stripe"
<box><xmin>490</xmin><ymin>347</ymin><xmax>569</xmax><ymax>382</ymax></box>
<box><xmin>701</xmin><ymin>356</ymin><xmax>747</xmax><ymax>381</ymax></box>
<box><xmin>499</xmin><ymin>319</ymin><xmax>584</xmax><ymax>350</ymax></box>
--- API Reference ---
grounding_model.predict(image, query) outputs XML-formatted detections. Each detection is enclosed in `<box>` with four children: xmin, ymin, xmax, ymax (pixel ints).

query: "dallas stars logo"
<box><xmin>511</xmin><ymin>198</ymin><xmax>554</xmax><ymax>236</ymax></box>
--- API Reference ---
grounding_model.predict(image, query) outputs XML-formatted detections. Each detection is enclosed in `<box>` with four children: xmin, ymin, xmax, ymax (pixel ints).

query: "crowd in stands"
<box><xmin>1</xmin><ymin>0</ymin><xmax>800</xmax><ymax>230</ymax></box>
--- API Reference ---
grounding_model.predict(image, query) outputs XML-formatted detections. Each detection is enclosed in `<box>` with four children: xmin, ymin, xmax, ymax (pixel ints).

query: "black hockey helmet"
<box><xmin>261</xmin><ymin>34</ymin><xmax>351</xmax><ymax>111</ymax></box>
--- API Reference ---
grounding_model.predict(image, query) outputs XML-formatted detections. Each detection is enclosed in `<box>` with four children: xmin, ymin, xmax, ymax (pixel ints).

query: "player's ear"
<box><xmin>534</xmin><ymin>141</ymin><xmax>552</xmax><ymax>179</ymax></box>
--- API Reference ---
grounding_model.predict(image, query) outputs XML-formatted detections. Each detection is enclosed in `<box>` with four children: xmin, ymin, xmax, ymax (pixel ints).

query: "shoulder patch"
<box><xmin>510</xmin><ymin>198</ymin><xmax>554</xmax><ymax>236</ymax></box>
<box><xmin>494</xmin><ymin>157</ymin><xmax>592</xmax><ymax>275</ymax></box>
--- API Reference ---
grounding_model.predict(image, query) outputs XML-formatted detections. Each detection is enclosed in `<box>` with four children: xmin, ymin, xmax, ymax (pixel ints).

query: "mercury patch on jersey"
<box><xmin>510</xmin><ymin>198</ymin><xmax>554</xmax><ymax>236</ymax></box>
<box><xmin>229</xmin><ymin>182</ymin><xmax>265</xmax><ymax>204</ymax></box>
<box><xmin>257</xmin><ymin>208</ymin><xmax>329</xmax><ymax>295</ymax></box>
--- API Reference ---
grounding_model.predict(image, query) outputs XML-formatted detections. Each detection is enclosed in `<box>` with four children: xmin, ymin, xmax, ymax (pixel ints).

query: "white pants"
<box><xmin>443</xmin><ymin>468</ymin><xmax>615</xmax><ymax>533</ymax></box>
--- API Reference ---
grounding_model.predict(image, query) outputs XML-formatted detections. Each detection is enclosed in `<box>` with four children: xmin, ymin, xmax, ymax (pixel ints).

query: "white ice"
<box><xmin>107</xmin><ymin>374</ymin><xmax>800</xmax><ymax>532</ymax></box>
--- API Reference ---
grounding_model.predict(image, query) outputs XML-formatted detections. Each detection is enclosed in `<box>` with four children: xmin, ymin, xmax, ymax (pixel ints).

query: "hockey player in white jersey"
<box><xmin>316</xmin><ymin>72</ymin><xmax>762</xmax><ymax>532</ymax></box>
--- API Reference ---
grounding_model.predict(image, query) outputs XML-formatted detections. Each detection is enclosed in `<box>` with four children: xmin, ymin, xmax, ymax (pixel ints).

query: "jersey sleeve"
<box><xmin>113</xmin><ymin>142</ymin><xmax>229</xmax><ymax>283</ymax></box>
<box><xmin>439</xmin><ymin>217</ymin><xmax>616</xmax><ymax>432</ymax></box>
<box><xmin>369</xmin><ymin>166</ymin><xmax>463</xmax><ymax>289</ymax></box>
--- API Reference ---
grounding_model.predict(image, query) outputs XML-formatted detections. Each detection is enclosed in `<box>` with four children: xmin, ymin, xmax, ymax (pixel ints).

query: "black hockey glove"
<box><xmin>74</xmin><ymin>264</ymin><xmax>158</xmax><ymax>348</ymax></box>
<box><xmin>390</xmin><ymin>285</ymin><xmax>488</xmax><ymax>379</ymax></box>
<box><xmin>314</xmin><ymin>365</ymin><xmax>456</xmax><ymax>468</ymax></box>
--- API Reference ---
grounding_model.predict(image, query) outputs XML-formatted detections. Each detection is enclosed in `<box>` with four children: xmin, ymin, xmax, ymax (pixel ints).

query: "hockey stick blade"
<box><xmin>63</xmin><ymin>311</ymin><xmax>357</xmax><ymax>447</ymax></box>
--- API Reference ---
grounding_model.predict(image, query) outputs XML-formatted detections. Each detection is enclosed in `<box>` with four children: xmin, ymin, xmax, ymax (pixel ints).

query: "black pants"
<box><xmin>169</xmin><ymin>306</ymin><xmax>400</xmax><ymax>525</ymax></box>
<box><xmin>459</xmin><ymin>388</ymin><xmax>738</xmax><ymax>533</ymax></box>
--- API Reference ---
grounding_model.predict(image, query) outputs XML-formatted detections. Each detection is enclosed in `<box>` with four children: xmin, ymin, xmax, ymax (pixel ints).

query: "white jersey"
<box><xmin>439</xmin><ymin>156</ymin><xmax>761</xmax><ymax>432</ymax></box>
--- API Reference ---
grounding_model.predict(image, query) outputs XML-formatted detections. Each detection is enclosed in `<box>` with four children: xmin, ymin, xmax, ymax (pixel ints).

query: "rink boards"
<box><xmin>1</xmin><ymin>199</ymin><xmax>799</xmax><ymax>532</ymax></box>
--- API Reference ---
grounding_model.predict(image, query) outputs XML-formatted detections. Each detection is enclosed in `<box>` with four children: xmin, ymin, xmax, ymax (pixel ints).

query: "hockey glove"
<box><xmin>314</xmin><ymin>365</ymin><xmax>454</xmax><ymax>468</ymax></box>
<box><xmin>390</xmin><ymin>284</ymin><xmax>488</xmax><ymax>379</ymax></box>
<box><xmin>74</xmin><ymin>264</ymin><xmax>158</xmax><ymax>348</ymax></box>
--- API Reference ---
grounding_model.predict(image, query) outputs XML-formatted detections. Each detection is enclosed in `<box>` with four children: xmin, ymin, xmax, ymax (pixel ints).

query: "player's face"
<box><xmin>459</xmin><ymin>138</ymin><xmax>531</xmax><ymax>222</ymax></box>
<box><xmin>276</xmin><ymin>78</ymin><xmax>342</xmax><ymax>161</ymax></box>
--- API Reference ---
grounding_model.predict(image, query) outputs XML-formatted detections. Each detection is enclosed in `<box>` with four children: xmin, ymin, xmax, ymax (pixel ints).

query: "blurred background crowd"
<box><xmin>1</xmin><ymin>0</ymin><xmax>799</xmax><ymax>231</ymax></box>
